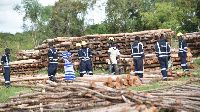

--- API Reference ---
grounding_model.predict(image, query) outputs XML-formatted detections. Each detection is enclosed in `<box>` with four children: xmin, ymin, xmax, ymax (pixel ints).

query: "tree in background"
<box><xmin>105</xmin><ymin>0</ymin><xmax>200</xmax><ymax>33</ymax></box>
<box><xmin>13</xmin><ymin>0</ymin><xmax>52</xmax><ymax>47</ymax></box>
<box><xmin>48</xmin><ymin>0</ymin><xmax>96</xmax><ymax>37</ymax></box>
<box><xmin>105</xmin><ymin>0</ymin><xmax>142</xmax><ymax>34</ymax></box>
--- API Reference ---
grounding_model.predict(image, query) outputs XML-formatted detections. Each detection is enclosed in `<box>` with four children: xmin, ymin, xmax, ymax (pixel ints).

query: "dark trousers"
<box><xmin>80</xmin><ymin>60</ymin><xmax>93</xmax><ymax>77</ymax></box>
<box><xmin>181</xmin><ymin>55</ymin><xmax>189</xmax><ymax>72</ymax></box>
<box><xmin>48</xmin><ymin>63</ymin><xmax>58</xmax><ymax>80</ymax></box>
<box><xmin>133</xmin><ymin>58</ymin><xmax>143</xmax><ymax>79</ymax></box>
<box><xmin>108</xmin><ymin>64</ymin><xmax>119</xmax><ymax>75</ymax></box>
<box><xmin>158</xmin><ymin>57</ymin><xmax>168</xmax><ymax>79</ymax></box>
<box><xmin>4</xmin><ymin>67</ymin><xmax>10</xmax><ymax>84</ymax></box>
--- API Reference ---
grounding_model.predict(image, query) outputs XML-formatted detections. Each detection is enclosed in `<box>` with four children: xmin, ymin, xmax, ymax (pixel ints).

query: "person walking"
<box><xmin>131</xmin><ymin>36</ymin><xmax>145</xmax><ymax>81</ymax></box>
<box><xmin>155</xmin><ymin>34</ymin><xmax>171</xmax><ymax>81</ymax></box>
<box><xmin>177</xmin><ymin>32</ymin><xmax>189</xmax><ymax>72</ymax></box>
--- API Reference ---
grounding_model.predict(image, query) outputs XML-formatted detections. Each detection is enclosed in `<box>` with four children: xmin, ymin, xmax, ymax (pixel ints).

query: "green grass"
<box><xmin>0</xmin><ymin>84</ymin><xmax>32</xmax><ymax>103</ymax></box>
<box><xmin>129</xmin><ymin>82</ymin><xmax>166</xmax><ymax>91</ymax></box>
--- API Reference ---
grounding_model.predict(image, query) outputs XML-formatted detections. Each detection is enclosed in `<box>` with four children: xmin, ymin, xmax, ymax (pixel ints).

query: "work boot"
<box><xmin>162</xmin><ymin>78</ymin><xmax>167</xmax><ymax>81</ymax></box>
<box><xmin>5</xmin><ymin>83</ymin><xmax>10</xmax><ymax>88</ymax></box>
<box><xmin>52</xmin><ymin>76</ymin><xmax>58</xmax><ymax>83</ymax></box>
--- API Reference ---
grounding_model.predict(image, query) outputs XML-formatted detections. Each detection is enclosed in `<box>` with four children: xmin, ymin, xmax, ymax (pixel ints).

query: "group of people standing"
<box><xmin>47</xmin><ymin>41</ymin><xmax>93</xmax><ymax>82</ymax></box>
<box><xmin>1</xmin><ymin>32</ymin><xmax>190</xmax><ymax>87</ymax></box>
<box><xmin>130</xmin><ymin>33</ymin><xmax>189</xmax><ymax>81</ymax></box>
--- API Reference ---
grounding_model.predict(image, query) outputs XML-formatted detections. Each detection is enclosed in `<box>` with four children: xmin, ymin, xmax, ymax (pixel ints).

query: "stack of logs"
<box><xmin>137</xmin><ymin>78</ymin><xmax>200</xmax><ymax>112</ymax></box>
<box><xmin>184</xmin><ymin>31</ymin><xmax>200</xmax><ymax>55</ymax></box>
<box><xmin>0</xmin><ymin>78</ymin><xmax>199</xmax><ymax>111</ymax></box>
<box><xmin>0</xmin><ymin>29</ymin><xmax>196</xmax><ymax>75</ymax></box>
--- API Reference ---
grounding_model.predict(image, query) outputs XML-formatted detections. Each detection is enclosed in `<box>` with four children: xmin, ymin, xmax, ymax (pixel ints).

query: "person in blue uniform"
<box><xmin>78</xmin><ymin>41</ymin><xmax>93</xmax><ymax>77</ymax></box>
<box><xmin>177</xmin><ymin>32</ymin><xmax>189</xmax><ymax>73</ymax></box>
<box><xmin>62</xmin><ymin>45</ymin><xmax>76</xmax><ymax>81</ymax></box>
<box><xmin>48</xmin><ymin>42</ymin><xmax>59</xmax><ymax>82</ymax></box>
<box><xmin>131</xmin><ymin>36</ymin><xmax>145</xmax><ymax>81</ymax></box>
<box><xmin>155</xmin><ymin>34</ymin><xmax>171</xmax><ymax>81</ymax></box>
<box><xmin>1</xmin><ymin>48</ymin><xmax>11</xmax><ymax>88</ymax></box>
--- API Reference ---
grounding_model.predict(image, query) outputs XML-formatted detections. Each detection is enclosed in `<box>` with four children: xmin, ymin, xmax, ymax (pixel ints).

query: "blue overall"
<box><xmin>78</xmin><ymin>48</ymin><xmax>93</xmax><ymax>77</ymax></box>
<box><xmin>1</xmin><ymin>54</ymin><xmax>10</xmax><ymax>86</ymax></box>
<box><xmin>48</xmin><ymin>48</ymin><xmax>59</xmax><ymax>81</ymax></box>
<box><xmin>155</xmin><ymin>40</ymin><xmax>171</xmax><ymax>80</ymax></box>
<box><xmin>179</xmin><ymin>39</ymin><xmax>189</xmax><ymax>72</ymax></box>
<box><xmin>131</xmin><ymin>42</ymin><xmax>145</xmax><ymax>80</ymax></box>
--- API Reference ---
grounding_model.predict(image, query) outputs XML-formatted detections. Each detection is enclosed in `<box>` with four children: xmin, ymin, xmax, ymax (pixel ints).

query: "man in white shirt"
<box><xmin>108</xmin><ymin>43</ymin><xmax>120</xmax><ymax>75</ymax></box>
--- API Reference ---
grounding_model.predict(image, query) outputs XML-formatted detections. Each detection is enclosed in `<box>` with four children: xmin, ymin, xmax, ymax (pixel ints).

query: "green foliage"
<box><xmin>0</xmin><ymin>32</ymin><xmax>34</xmax><ymax>61</ymax></box>
<box><xmin>130</xmin><ymin>82</ymin><xmax>165</xmax><ymax>91</ymax></box>
<box><xmin>194</xmin><ymin>59</ymin><xmax>200</xmax><ymax>65</ymax></box>
<box><xmin>105</xmin><ymin>0</ymin><xmax>142</xmax><ymax>33</ymax></box>
<box><xmin>48</xmin><ymin>0</ymin><xmax>96</xmax><ymax>37</ymax></box>
<box><xmin>0</xmin><ymin>85</ymin><xmax>32</xmax><ymax>103</ymax></box>
<box><xmin>105</xmin><ymin>0</ymin><xmax>200</xmax><ymax>34</ymax></box>
<box><xmin>13</xmin><ymin>0</ymin><xmax>53</xmax><ymax>46</ymax></box>
<box><xmin>85</xmin><ymin>22</ymin><xmax>111</xmax><ymax>34</ymax></box>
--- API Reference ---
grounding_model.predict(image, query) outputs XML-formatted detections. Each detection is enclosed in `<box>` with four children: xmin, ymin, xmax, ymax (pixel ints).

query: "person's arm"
<box><xmin>48</xmin><ymin>49</ymin><xmax>53</xmax><ymax>62</ymax></box>
<box><xmin>179</xmin><ymin>41</ymin><xmax>184</xmax><ymax>57</ymax></box>
<box><xmin>117</xmin><ymin>50</ymin><xmax>120</xmax><ymax>63</ymax></box>
<box><xmin>78</xmin><ymin>50</ymin><xmax>82</xmax><ymax>66</ymax></box>
<box><xmin>167</xmin><ymin>43</ymin><xmax>171</xmax><ymax>61</ymax></box>
<box><xmin>108</xmin><ymin>48</ymin><xmax>112</xmax><ymax>64</ymax></box>
<box><xmin>131</xmin><ymin>44</ymin><xmax>134</xmax><ymax>57</ymax></box>
<box><xmin>183</xmin><ymin>40</ymin><xmax>188</xmax><ymax>53</ymax></box>
<box><xmin>68</xmin><ymin>52</ymin><xmax>72</xmax><ymax>62</ymax></box>
<box><xmin>1</xmin><ymin>56</ymin><xmax>5</xmax><ymax>74</ymax></box>
<box><xmin>139</xmin><ymin>43</ymin><xmax>146</xmax><ymax>63</ymax></box>
<box><xmin>155</xmin><ymin>42</ymin><xmax>159</xmax><ymax>57</ymax></box>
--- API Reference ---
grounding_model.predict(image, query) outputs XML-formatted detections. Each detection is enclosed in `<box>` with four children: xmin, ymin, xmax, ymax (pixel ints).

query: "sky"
<box><xmin>0</xmin><ymin>0</ymin><xmax>106</xmax><ymax>34</ymax></box>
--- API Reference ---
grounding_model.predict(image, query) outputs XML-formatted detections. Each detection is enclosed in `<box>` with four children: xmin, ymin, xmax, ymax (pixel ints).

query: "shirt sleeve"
<box><xmin>179</xmin><ymin>41</ymin><xmax>183</xmax><ymax>56</ymax></box>
<box><xmin>155</xmin><ymin>42</ymin><xmax>159</xmax><ymax>56</ymax></box>
<box><xmin>183</xmin><ymin>40</ymin><xmax>188</xmax><ymax>53</ymax></box>
<box><xmin>116</xmin><ymin>49</ymin><xmax>120</xmax><ymax>56</ymax></box>
<box><xmin>78</xmin><ymin>50</ymin><xmax>83</xmax><ymax>60</ymax></box>
<box><xmin>139</xmin><ymin>43</ymin><xmax>145</xmax><ymax>57</ymax></box>
<box><xmin>48</xmin><ymin>49</ymin><xmax>53</xmax><ymax>61</ymax></box>
<box><xmin>62</xmin><ymin>53</ymin><xmax>67</xmax><ymax>59</ymax></box>
<box><xmin>108</xmin><ymin>48</ymin><xmax>111</xmax><ymax>53</ymax></box>
<box><xmin>1</xmin><ymin>56</ymin><xmax>5</xmax><ymax>64</ymax></box>
<box><xmin>68</xmin><ymin>52</ymin><xmax>72</xmax><ymax>58</ymax></box>
<box><xmin>167</xmin><ymin>43</ymin><xmax>171</xmax><ymax>57</ymax></box>
<box><xmin>131</xmin><ymin>45</ymin><xmax>133</xmax><ymax>56</ymax></box>
<box><xmin>88</xmin><ymin>49</ymin><xmax>92</xmax><ymax>58</ymax></box>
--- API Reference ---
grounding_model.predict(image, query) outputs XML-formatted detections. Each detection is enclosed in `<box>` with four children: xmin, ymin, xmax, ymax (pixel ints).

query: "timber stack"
<box><xmin>0</xmin><ymin>78</ymin><xmax>199</xmax><ymax>111</ymax></box>
<box><xmin>184</xmin><ymin>31</ymin><xmax>200</xmax><ymax>55</ymax></box>
<box><xmin>0</xmin><ymin>29</ymin><xmax>195</xmax><ymax>76</ymax></box>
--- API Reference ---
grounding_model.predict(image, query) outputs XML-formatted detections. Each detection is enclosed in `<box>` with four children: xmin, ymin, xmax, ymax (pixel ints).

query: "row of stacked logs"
<box><xmin>184</xmin><ymin>32</ymin><xmax>200</xmax><ymax>55</ymax></box>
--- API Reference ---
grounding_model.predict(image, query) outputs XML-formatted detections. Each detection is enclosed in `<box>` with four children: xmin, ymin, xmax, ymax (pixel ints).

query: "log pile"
<box><xmin>0</xmin><ymin>59</ymin><xmax>44</xmax><ymax>75</ymax></box>
<box><xmin>138</xmin><ymin>78</ymin><xmax>200</xmax><ymax>112</ymax></box>
<box><xmin>0</xmin><ymin>29</ymin><xmax>195</xmax><ymax>76</ymax></box>
<box><xmin>0</xmin><ymin>80</ymin><xmax>159</xmax><ymax>112</ymax></box>
<box><xmin>78</xmin><ymin>74</ymin><xmax>143</xmax><ymax>88</ymax></box>
<box><xmin>0</xmin><ymin>78</ymin><xmax>199</xmax><ymax>111</ymax></box>
<box><xmin>184</xmin><ymin>31</ymin><xmax>200</xmax><ymax>55</ymax></box>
